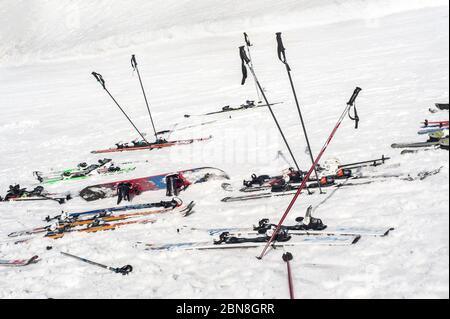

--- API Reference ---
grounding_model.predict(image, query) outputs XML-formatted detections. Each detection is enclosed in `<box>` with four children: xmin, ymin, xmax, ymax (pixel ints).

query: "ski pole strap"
<box><xmin>347</xmin><ymin>87</ymin><xmax>362</xmax><ymax>129</ymax></box>
<box><xmin>131</xmin><ymin>54</ymin><xmax>137</xmax><ymax>71</ymax></box>
<box><xmin>92</xmin><ymin>72</ymin><xmax>106</xmax><ymax>89</ymax></box>
<box><xmin>239</xmin><ymin>46</ymin><xmax>250</xmax><ymax>85</ymax></box>
<box><xmin>244</xmin><ymin>32</ymin><xmax>252</xmax><ymax>47</ymax></box>
<box><xmin>276</xmin><ymin>32</ymin><xmax>291</xmax><ymax>71</ymax></box>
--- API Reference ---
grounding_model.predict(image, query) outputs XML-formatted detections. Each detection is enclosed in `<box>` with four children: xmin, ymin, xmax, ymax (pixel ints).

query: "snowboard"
<box><xmin>80</xmin><ymin>167</ymin><xmax>229</xmax><ymax>201</ymax></box>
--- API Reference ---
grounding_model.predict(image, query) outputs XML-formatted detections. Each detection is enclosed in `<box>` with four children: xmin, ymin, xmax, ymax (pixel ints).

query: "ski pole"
<box><xmin>243</xmin><ymin>33</ymin><xmax>262</xmax><ymax>103</ymax></box>
<box><xmin>258</xmin><ymin>87</ymin><xmax>361</xmax><ymax>259</ymax></box>
<box><xmin>131</xmin><ymin>55</ymin><xmax>158</xmax><ymax>140</ymax></box>
<box><xmin>282</xmin><ymin>252</ymin><xmax>295</xmax><ymax>299</ymax></box>
<box><xmin>91</xmin><ymin>72</ymin><xmax>150</xmax><ymax>145</ymax></box>
<box><xmin>239</xmin><ymin>45</ymin><xmax>312</xmax><ymax>194</ymax></box>
<box><xmin>276</xmin><ymin>32</ymin><xmax>323</xmax><ymax>194</ymax></box>
<box><xmin>338</xmin><ymin>155</ymin><xmax>390</xmax><ymax>169</ymax></box>
<box><xmin>61</xmin><ymin>252</ymin><xmax>133</xmax><ymax>275</ymax></box>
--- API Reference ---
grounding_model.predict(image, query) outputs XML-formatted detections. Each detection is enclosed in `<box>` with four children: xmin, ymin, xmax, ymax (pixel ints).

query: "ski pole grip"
<box><xmin>131</xmin><ymin>55</ymin><xmax>137</xmax><ymax>69</ymax></box>
<box><xmin>239</xmin><ymin>46</ymin><xmax>250</xmax><ymax>64</ymax></box>
<box><xmin>347</xmin><ymin>87</ymin><xmax>362</xmax><ymax>106</ymax></box>
<box><xmin>282</xmin><ymin>252</ymin><xmax>293</xmax><ymax>262</ymax></box>
<box><xmin>92</xmin><ymin>72</ymin><xmax>106</xmax><ymax>89</ymax></box>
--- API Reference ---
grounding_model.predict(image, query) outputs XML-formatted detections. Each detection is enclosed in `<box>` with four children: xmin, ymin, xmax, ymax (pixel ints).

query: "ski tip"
<box><xmin>383</xmin><ymin>228</ymin><xmax>395</xmax><ymax>237</ymax></box>
<box><xmin>352</xmin><ymin>235</ymin><xmax>362</xmax><ymax>245</ymax></box>
<box><xmin>27</xmin><ymin>255</ymin><xmax>40</xmax><ymax>265</ymax></box>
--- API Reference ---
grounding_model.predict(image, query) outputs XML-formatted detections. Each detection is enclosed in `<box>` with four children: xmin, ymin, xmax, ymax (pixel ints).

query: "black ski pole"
<box><xmin>131</xmin><ymin>55</ymin><xmax>158</xmax><ymax>140</ymax></box>
<box><xmin>91</xmin><ymin>72</ymin><xmax>150</xmax><ymax>144</ymax></box>
<box><xmin>239</xmin><ymin>45</ymin><xmax>312</xmax><ymax>194</ymax></box>
<box><xmin>276</xmin><ymin>32</ymin><xmax>323</xmax><ymax>194</ymax></box>
<box><xmin>61</xmin><ymin>252</ymin><xmax>133</xmax><ymax>275</ymax></box>
<box><xmin>282</xmin><ymin>252</ymin><xmax>295</xmax><ymax>299</ymax></box>
<box><xmin>338</xmin><ymin>155</ymin><xmax>391</xmax><ymax>169</ymax></box>
<box><xmin>243</xmin><ymin>33</ymin><xmax>262</xmax><ymax>103</ymax></box>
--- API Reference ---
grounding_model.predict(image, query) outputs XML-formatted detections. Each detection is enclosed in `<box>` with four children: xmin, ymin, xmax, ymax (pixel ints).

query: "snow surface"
<box><xmin>0</xmin><ymin>0</ymin><xmax>449</xmax><ymax>299</ymax></box>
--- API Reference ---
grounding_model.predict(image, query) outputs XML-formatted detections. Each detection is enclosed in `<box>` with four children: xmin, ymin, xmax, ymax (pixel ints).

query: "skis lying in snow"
<box><xmin>200</xmin><ymin>225</ymin><xmax>393</xmax><ymax>238</ymax></box>
<box><xmin>33</xmin><ymin>158</ymin><xmax>113</xmax><ymax>184</ymax></box>
<box><xmin>9</xmin><ymin>201</ymin><xmax>194</xmax><ymax>239</ymax></box>
<box><xmin>0</xmin><ymin>255</ymin><xmax>39</xmax><ymax>267</ymax></box>
<box><xmin>421</xmin><ymin>120</ymin><xmax>449</xmax><ymax>128</ymax></box>
<box><xmin>91</xmin><ymin>136</ymin><xmax>212</xmax><ymax>154</ymax></box>
<box><xmin>46</xmin><ymin>218</ymin><xmax>158</xmax><ymax>239</ymax></box>
<box><xmin>183</xmin><ymin>101</ymin><xmax>283</xmax><ymax>118</ymax></box>
<box><xmin>221</xmin><ymin>169</ymin><xmax>443</xmax><ymax>202</ymax></box>
<box><xmin>139</xmin><ymin>234</ymin><xmax>360</xmax><ymax>251</ymax></box>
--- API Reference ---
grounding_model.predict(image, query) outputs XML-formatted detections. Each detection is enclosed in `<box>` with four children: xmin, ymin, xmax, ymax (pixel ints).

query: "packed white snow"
<box><xmin>0</xmin><ymin>0</ymin><xmax>448</xmax><ymax>299</ymax></box>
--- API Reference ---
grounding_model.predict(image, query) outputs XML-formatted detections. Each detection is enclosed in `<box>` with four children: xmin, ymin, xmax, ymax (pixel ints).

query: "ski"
<box><xmin>79</xmin><ymin>167</ymin><xmax>229</xmax><ymax>202</ymax></box>
<box><xmin>183</xmin><ymin>101</ymin><xmax>283</xmax><ymax>118</ymax></box>
<box><xmin>0</xmin><ymin>255</ymin><xmax>39</xmax><ymax>267</ymax></box>
<box><xmin>45</xmin><ymin>218</ymin><xmax>157</xmax><ymax>239</ymax></box>
<box><xmin>35</xmin><ymin>166</ymin><xmax>136</xmax><ymax>185</ymax></box>
<box><xmin>156</xmin><ymin>120</ymin><xmax>218</xmax><ymax>136</ymax></box>
<box><xmin>140</xmin><ymin>234</ymin><xmax>360</xmax><ymax>251</ymax></box>
<box><xmin>418</xmin><ymin>127</ymin><xmax>449</xmax><ymax>135</ymax></box>
<box><xmin>34</xmin><ymin>159</ymin><xmax>113</xmax><ymax>183</ymax></box>
<box><xmin>391</xmin><ymin>140</ymin><xmax>442</xmax><ymax>149</ymax></box>
<box><xmin>91</xmin><ymin>136</ymin><xmax>212</xmax><ymax>154</ymax></box>
<box><xmin>221</xmin><ymin>169</ymin><xmax>442</xmax><ymax>202</ymax></box>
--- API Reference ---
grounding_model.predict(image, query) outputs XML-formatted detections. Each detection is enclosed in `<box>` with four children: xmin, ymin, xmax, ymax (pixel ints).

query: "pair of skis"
<box><xmin>220</xmin><ymin>167</ymin><xmax>443</xmax><ymax>203</ymax></box>
<box><xmin>8</xmin><ymin>200</ymin><xmax>195</xmax><ymax>241</ymax></box>
<box><xmin>91</xmin><ymin>136</ymin><xmax>212</xmax><ymax>154</ymax></box>
<box><xmin>34</xmin><ymin>161</ymin><xmax>136</xmax><ymax>185</ymax></box>
<box><xmin>139</xmin><ymin>207</ymin><xmax>393</xmax><ymax>252</ymax></box>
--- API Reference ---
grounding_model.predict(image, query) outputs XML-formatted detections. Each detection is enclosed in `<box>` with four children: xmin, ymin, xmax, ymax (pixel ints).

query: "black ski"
<box><xmin>184</xmin><ymin>101</ymin><xmax>283</xmax><ymax>118</ymax></box>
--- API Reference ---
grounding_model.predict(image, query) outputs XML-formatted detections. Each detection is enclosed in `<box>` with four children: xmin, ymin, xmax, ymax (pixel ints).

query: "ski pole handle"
<box><xmin>92</xmin><ymin>72</ymin><xmax>106</xmax><ymax>89</ymax></box>
<box><xmin>115</xmin><ymin>265</ymin><xmax>133</xmax><ymax>275</ymax></box>
<box><xmin>347</xmin><ymin>87</ymin><xmax>362</xmax><ymax>106</ymax></box>
<box><xmin>239</xmin><ymin>46</ymin><xmax>250</xmax><ymax>64</ymax></box>
<box><xmin>131</xmin><ymin>54</ymin><xmax>137</xmax><ymax>69</ymax></box>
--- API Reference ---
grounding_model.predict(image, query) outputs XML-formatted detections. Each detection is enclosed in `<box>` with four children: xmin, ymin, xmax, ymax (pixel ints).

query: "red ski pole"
<box><xmin>258</xmin><ymin>87</ymin><xmax>362</xmax><ymax>259</ymax></box>
<box><xmin>283</xmin><ymin>252</ymin><xmax>295</xmax><ymax>299</ymax></box>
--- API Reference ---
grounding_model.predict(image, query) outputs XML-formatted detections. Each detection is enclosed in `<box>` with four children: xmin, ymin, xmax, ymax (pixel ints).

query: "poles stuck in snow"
<box><xmin>131</xmin><ymin>55</ymin><xmax>159</xmax><ymax>140</ymax></box>
<box><xmin>258</xmin><ymin>87</ymin><xmax>362</xmax><ymax>259</ymax></box>
<box><xmin>239</xmin><ymin>45</ymin><xmax>310</xmax><ymax>194</ymax></box>
<box><xmin>275</xmin><ymin>32</ymin><xmax>323</xmax><ymax>194</ymax></box>
<box><xmin>91</xmin><ymin>72</ymin><xmax>150</xmax><ymax>145</ymax></box>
